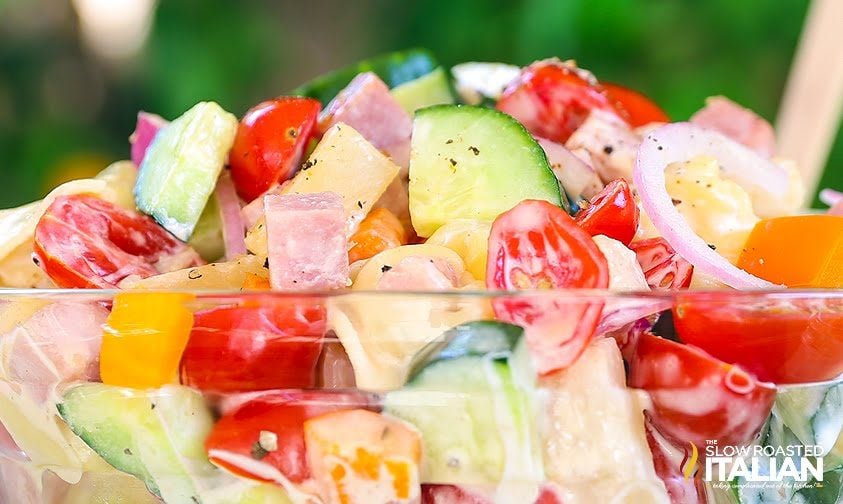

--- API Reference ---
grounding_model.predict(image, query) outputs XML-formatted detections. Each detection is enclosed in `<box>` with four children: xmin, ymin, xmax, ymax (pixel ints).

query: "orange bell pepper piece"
<box><xmin>100</xmin><ymin>292</ymin><xmax>194</xmax><ymax>388</ymax></box>
<box><xmin>736</xmin><ymin>215</ymin><xmax>843</xmax><ymax>287</ymax></box>
<box><xmin>348</xmin><ymin>208</ymin><xmax>408</xmax><ymax>264</ymax></box>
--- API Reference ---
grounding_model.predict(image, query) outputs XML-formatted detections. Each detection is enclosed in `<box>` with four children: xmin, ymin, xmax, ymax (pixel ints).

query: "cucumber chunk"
<box><xmin>135</xmin><ymin>102</ymin><xmax>238</xmax><ymax>241</ymax></box>
<box><xmin>390</xmin><ymin>67</ymin><xmax>455</xmax><ymax>114</ymax></box>
<box><xmin>408</xmin><ymin>105</ymin><xmax>564</xmax><ymax>237</ymax></box>
<box><xmin>408</xmin><ymin>321</ymin><xmax>523</xmax><ymax>379</ymax></box>
<box><xmin>775</xmin><ymin>378</ymin><xmax>843</xmax><ymax>454</ymax></box>
<box><xmin>385</xmin><ymin>355</ymin><xmax>541</xmax><ymax>495</ymax></box>
<box><xmin>292</xmin><ymin>48</ymin><xmax>439</xmax><ymax>104</ymax></box>
<box><xmin>58</xmin><ymin>384</ymin><xmax>217</xmax><ymax>504</ymax></box>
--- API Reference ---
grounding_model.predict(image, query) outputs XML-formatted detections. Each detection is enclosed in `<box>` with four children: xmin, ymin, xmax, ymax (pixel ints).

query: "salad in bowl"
<box><xmin>0</xmin><ymin>49</ymin><xmax>841</xmax><ymax>504</ymax></box>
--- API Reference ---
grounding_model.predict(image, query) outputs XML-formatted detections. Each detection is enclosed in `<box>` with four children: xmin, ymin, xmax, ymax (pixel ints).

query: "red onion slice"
<box><xmin>214</xmin><ymin>171</ymin><xmax>247</xmax><ymax>260</ymax></box>
<box><xmin>129</xmin><ymin>112</ymin><xmax>168</xmax><ymax>168</ymax></box>
<box><xmin>820</xmin><ymin>188</ymin><xmax>843</xmax><ymax>207</ymax></box>
<box><xmin>634</xmin><ymin>123</ymin><xmax>778</xmax><ymax>289</ymax></box>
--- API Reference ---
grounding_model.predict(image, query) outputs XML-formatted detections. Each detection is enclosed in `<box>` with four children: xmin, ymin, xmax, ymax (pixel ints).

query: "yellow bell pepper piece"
<box><xmin>100</xmin><ymin>292</ymin><xmax>194</xmax><ymax>388</ymax></box>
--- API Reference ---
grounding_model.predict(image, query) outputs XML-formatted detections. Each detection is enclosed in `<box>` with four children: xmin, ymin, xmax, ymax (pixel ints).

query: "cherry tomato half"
<box><xmin>574</xmin><ymin>178</ymin><xmax>639</xmax><ymax>245</ymax></box>
<box><xmin>230</xmin><ymin>97</ymin><xmax>321</xmax><ymax>202</ymax></box>
<box><xmin>602</xmin><ymin>82</ymin><xmax>670</xmax><ymax>127</ymax></box>
<box><xmin>629</xmin><ymin>237</ymin><xmax>693</xmax><ymax>290</ymax></box>
<box><xmin>486</xmin><ymin>199</ymin><xmax>609</xmax><ymax>375</ymax></box>
<box><xmin>497</xmin><ymin>60</ymin><xmax>624</xmax><ymax>144</ymax></box>
<box><xmin>673</xmin><ymin>294</ymin><xmax>843</xmax><ymax>384</ymax></box>
<box><xmin>33</xmin><ymin>194</ymin><xmax>202</xmax><ymax>289</ymax></box>
<box><xmin>181</xmin><ymin>297</ymin><xmax>326</xmax><ymax>392</ymax></box>
<box><xmin>629</xmin><ymin>333</ymin><xmax>776</xmax><ymax>448</ymax></box>
<box><xmin>205</xmin><ymin>391</ymin><xmax>373</xmax><ymax>484</ymax></box>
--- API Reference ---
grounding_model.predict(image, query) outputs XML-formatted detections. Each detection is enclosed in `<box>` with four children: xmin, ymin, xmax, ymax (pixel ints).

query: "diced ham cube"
<box><xmin>536</xmin><ymin>136</ymin><xmax>604</xmax><ymax>199</ymax></box>
<box><xmin>565</xmin><ymin>109</ymin><xmax>641</xmax><ymax>183</ymax></box>
<box><xmin>376</xmin><ymin>256</ymin><xmax>461</xmax><ymax>291</ymax></box>
<box><xmin>690</xmin><ymin>96</ymin><xmax>776</xmax><ymax>158</ymax></box>
<box><xmin>319</xmin><ymin>72</ymin><xmax>412</xmax><ymax>170</ymax></box>
<box><xmin>264</xmin><ymin>192</ymin><xmax>349</xmax><ymax>290</ymax></box>
<box><xmin>2</xmin><ymin>301</ymin><xmax>108</xmax><ymax>402</ymax></box>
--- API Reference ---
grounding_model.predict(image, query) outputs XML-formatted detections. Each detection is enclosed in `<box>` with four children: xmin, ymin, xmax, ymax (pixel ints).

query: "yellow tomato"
<box><xmin>100</xmin><ymin>293</ymin><xmax>194</xmax><ymax>388</ymax></box>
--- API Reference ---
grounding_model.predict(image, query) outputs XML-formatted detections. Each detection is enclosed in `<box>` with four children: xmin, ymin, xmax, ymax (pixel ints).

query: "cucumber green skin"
<box><xmin>188</xmin><ymin>192</ymin><xmax>224</xmax><ymax>262</ymax></box>
<box><xmin>135</xmin><ymin>101</ymin><xmax>237</xmax><ymax>242</ymax></box>
<box><xmin>435</xmin><ymin>321</ymin><xmax>522</xmax><ymax>361</ymax></box>
<box><xmin>408</xmin><ymin>104</ymin><xmax>565</xmax><ymax>237</ymax></box>
<box><xmin>292</xmin><ymin>48</ymin><xmax>439</xmax><ymax>105</ymax></box>
<box><xmin>58</xmin><ymin>384</ymin><xmax>216</xmax><ymax>504</ymax></box>
<box><xmin>386</xmin><ymin>355</ymin><xmax>531</xmax><ymax>486</ymax></box>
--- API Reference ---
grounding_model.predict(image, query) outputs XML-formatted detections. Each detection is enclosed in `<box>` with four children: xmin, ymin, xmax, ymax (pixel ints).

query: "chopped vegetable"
<box><xmin>574</xmin><ymin>178</ymin><xmax>639</xmax><ymax>245</ymax></box>
<box><xmin>348</xmin><ymin>207</ymin><xmax>408</xmax><ymax>264</ymax></box>
<box><xmin>229</xmin><ymin>97</ymin><xmax>321</xmax><ymax>202</ymax></box>
<box><xmin>129</xmin><ymin>111</ymin><xmax>168</xmax><ymax>168</ymax></box>
<box><xmin>736</xmin><ymin>215</ymin><xmax>843</xmax><ymax>287</ymax></box>
<box><xmin>135</xmin><ymin>101</ymin><xmax>238</xmax><ymax>241</ymax></box>
<box><xmin>33</xmin><ymin>194</ymin><xmax>203</xmax><ymax>288</ymax></box>
<box><xmin>99</xmin><ymin>292</ymin><xmax>194</xmax><ymax>389</ymax></box>
<box><xmin>487</xmin><ymin>199</ymin><xmax>609</xmax><ymax>375</ymax></box>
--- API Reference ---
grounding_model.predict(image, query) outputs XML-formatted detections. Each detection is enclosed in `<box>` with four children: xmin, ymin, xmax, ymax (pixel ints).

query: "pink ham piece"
<box><xmin>319</xmin><ymin>72</ymin><xmax>412</xmax><ymax>170</ymax></box>
<box><xmin>376</xmin><ymin>256</ymin><xmax>461</xmax><ymax>291</ymax></box>
<box><xmin>690</xmin><ymin>96</ymin><xmax>776</xmax><ymax>158</ymax></box>
<box><xmin>565</xmin><ymin>109</ymin><xmax>641</xmax><ymax>183</ymax></box>
<box><xmin>2</xmin><ymin>302</ymin><xmax>108</xmax><ymax>402</ymax></box>
<box><xmin>129</xmin><ymin>112</ymin><xmax>168</xmax><ymax>168</ymax></box>
<box><xmin>264</xmin><ymin>192</ymin><xmax>349</xmax><ymax>290</ymax></box>
<box><xmin>536</xmin><ymin>136</ymin><xmax>604</xmax><ymax>199</ymax></box>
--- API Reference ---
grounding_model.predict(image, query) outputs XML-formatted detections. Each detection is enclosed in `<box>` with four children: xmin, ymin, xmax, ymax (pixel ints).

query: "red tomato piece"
<box><xmin>629</xmin><ymin>237</ymin><xmax>693</xmax><ymax>290</ymax></box>
<box><xmin>181</xmin><ymin>297</ymin><xmax>326</xmax><ymax>392</ymax></box>
<box><xmin>33</xmin><ymin>194</ymin><xmax>202</xmax><ymax>289</ymax></box>
<box><xmin>673</xmin><ymin>294</ymin><xmax>843</xmax><ymax>384</ymax></box>
<box><xmin>497</xmin><ymin>60</ymin><xmax>624</xmax><ymax>144</ymax></box>
<box><xmin>644</xmin><ymin>421</ymin><xmax>707</xmax><ymax>504</ymax></box>
<box><xmin>421</xmin><ymin>485</ymin><xmax>490</xmax><ymax>504</ymax></box>
<box><xmin>229</xmin><ymin>97</ymin><xmax>321</xmax><ymax>202</ymax></box>
<box><xmin>629</xmin><ymin>333</ymin><xmax>776</xmax><ymax>448</ymax></box>
<box><xmin>486</xmin><ymin>199</ymin><xmax>609</xmax><ymax>375</ymax></box>
<box><xmin>574</xmin><ymin>178</ymin><xmax>639</xmax><ymax>245</ymax></box>
<box><xmin>205</xmin><ymin>391</ymin><xmax>373</xmax><ymax>484</ymax></box>
<box><xmin>602</xmin><ymin>82</ymin><xmax>670</xmax><ymax>127</ymax></box>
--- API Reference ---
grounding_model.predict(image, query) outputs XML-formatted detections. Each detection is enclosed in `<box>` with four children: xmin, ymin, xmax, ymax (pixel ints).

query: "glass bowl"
<box><xmin>0</xmin><ymin>289</ymin><xmax>841</xmax><ymax>504</ymax></box>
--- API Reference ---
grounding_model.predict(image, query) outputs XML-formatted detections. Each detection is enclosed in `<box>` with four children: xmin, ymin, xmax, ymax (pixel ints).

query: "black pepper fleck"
<box><xmin>286</xmin><ymin>127</ymin><xmax>298</xmax><ymax>139</ymax></box>
<box><xmin>708</xmin><ymin>244</ymin><xmax>717</xmax><ymax>250</ymax></box>
<box><xmin>445</xmin><ymin>139</ymin><xmax>454</xmax><ymax>144</ymax></box>
<box><xmin>32</xmin><ymin>256</ymin><xmax>40</xmax><ymax>266</ymax></box>
<box><xmin>124</xmin><ymin>448</ymin><xmax>133</xmax><ymax>456</ymax></box>
<box><xmin>188</xmin><ymin>269</ymin><xmax>203</xmax><ymax>280</ymax></box>
<box><xmin>251</xmin><ymin>441</ymin><xmax>269</xmax><ymax>460</ymax></box>
<box><xmin>449</xmin><ymin>158</ymin><xmax>458</xmax><ymax>167</ymax></box>
<box><xmin>151</xmin><ymin>403</ymin><xmax>156</xmax><ymax>410</ymax></box>
<box><xmin>657</xmin><ymin>146</ymin><xmax>664</xmax><ymax>151</ymax></box>
<box><xmin>672</xmin><ymin>198</ymin><xmax>682</xmax><ymax>205</ymax></box>
<box><xmin>263</xmin><ymin>258</ymin><xmax>269</xmax><ymax>269</ymax></box>
<box><xmin>603</xmin><ymin>145</ymin><xmax>614</xmax><ymax>155</ymax></box>
<box><xmin>381</xmin><ymin>265</ymin><xmax>392</xmax><ymax>273</ymax></box>
<box><xmin>357</xmin><ymin>200</ymin><xmax>363</xmax><ymax>209</ymax></box>
<box><xmin>468</xmin><ymin>146</ymin><xmax>480</xmax><ymax>155</ymax></box>
<box><xmin>301</xmin><ymin>159</ymin><xmax>315</xmax><ymax>171</ymax></box>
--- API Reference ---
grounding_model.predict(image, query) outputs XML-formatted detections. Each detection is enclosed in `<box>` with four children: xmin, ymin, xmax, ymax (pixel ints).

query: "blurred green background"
<box><xmin>0</xmin><ymin>0</ymin><xmax>839</xmax><ymax>208</ymax></box>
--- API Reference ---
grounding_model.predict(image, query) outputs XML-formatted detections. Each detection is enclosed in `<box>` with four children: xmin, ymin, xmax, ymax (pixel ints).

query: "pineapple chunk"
<box><xmin>245</xmin><ymin>123</ymin><xmax>400</xmax><ymax>256</ymax></box>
